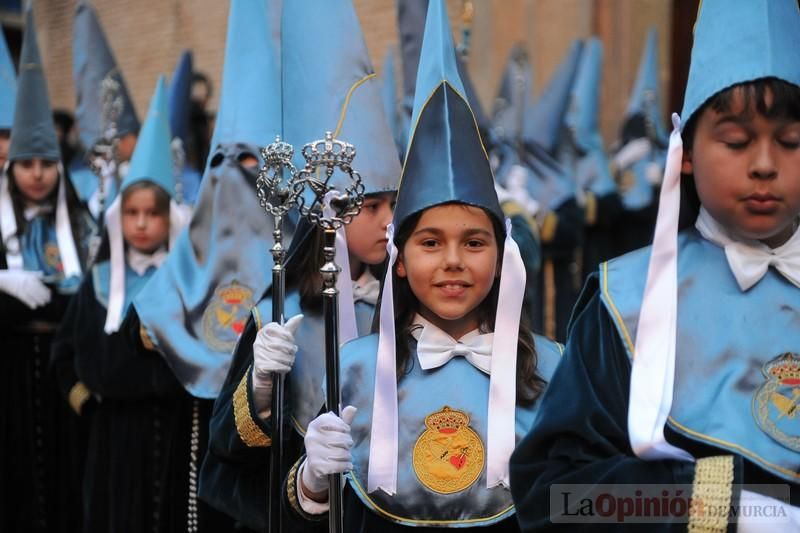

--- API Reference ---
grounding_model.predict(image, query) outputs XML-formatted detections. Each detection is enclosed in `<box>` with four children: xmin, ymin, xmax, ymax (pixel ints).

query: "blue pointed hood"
<box><xmin>565</xmin><ymin>38</ymin><xmax>604</xmax><ymax>153</ymax></box>
<box><xmin>395</xmin><ymin>0</ymin><xmax>501</xmax><ymax>229</ymax></box>
<box><xmin>123</xmin><ymin>76</ymin><xmax>175</xmax><ymax>198</ymax></box>
<box><xmin>382</xmin><ymin>46</ymin><xmax>408</xmax><ymax>157</ymax></box>
<box><xmin>8</xmin><ymin>6</ymin><xmax>59</xmax><ymax>162</ymax></box>
<box><xmin>682</xmin><ymin>0</ymin><xmax>800</xmax><ymax>127</ymax></box>
<box><xmin>168</xmin><ymin>50</ymin><xmax>193</xmax><ymax>146</ymax></box>
<box><xmin>282</xmin><ymin>0</ymin><xmax>400</xmax><ymax>196</ymax></box>
<box><xmin>492</xmin><ymin>44</ymin><xmax>533</xmax><ymax>143</ymax></box>
<box><xmin>0</xmin><ymin>28</ymin><xmax>16</xmax><ymax>130</ymax></box>
<box><xmin>626</xmin><ymin>28</ymin><xmax>667</xmax><ymax>143</ymax></box>
<box><xmin>73</xmin><ymin>0</ymin><xmax>139</xmax><ymax>148</ymax></box>
<box><xmin>209</xmin><ymin>0</ymin><xmax>280</xmax><ymax>152</ymax></box>
<box><xmin>522</xmin><ymin>40</ymin><xmax>583</xmax><ymax>155</ymax></box>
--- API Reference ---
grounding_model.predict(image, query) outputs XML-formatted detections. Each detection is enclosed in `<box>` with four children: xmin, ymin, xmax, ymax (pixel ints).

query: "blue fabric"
<box><xmin>21</xmin><ymin>216</ymin><xmax>80</xmax><ymax>292</ymax></box>
<box><xmin>681</xmin><ymin>0</ymin><xmax>800</xmax><ymax>127</ymax></box>
<box><xmin>282</xmin><ymin>0</ymin><xmax>400</xmax><ymax>200</ymax></box>
<box><xmin>208</xmin><ymin>0</ymin><xmax>280</xmax><ymax>153</ymax></box>
<box><xmin>342</xmin><ymin>332</ymin><xmax>562</xmax><ymax>527</ymax></box>
<box><xmin>72</xmin><ymin>0</ymin><xmax>139</xmax><ymax>147</ymax></box>
<box><xmin>8</xmin><ymin>6</ymin><xmax>59</xmax><ymax>162</ymax></box>
<box><xmin>395</xmin><ymin>0</ymin><xmax>502</xmax><ymax>230</ymax></box>
<box><xmin>168</xmin><ymin>50</ymin><xmax>193</xmax><ymax>145</ymax></box>
<box><xmin>0</xmin><ymin>27</ymin><xmax>16</xmax><ymax>130</ymax></box>
<box><xmin>602</xmin><ymin>229</ymin><xmax>800</xmax><ymax>483</ymax></box>
<box><xmin>523</xmin><ymin>41</ymin><xmax>583</xmax><ymax>155</ymax></box>
<box><xmin>123</xmin><ymin>76</ymin><xmax>175</xmax><ymax>197</ymax></box>
<box><xmin>92</xmin><ymin>258</ymin><xmax>156</xmax><ymax>317</ymax></box>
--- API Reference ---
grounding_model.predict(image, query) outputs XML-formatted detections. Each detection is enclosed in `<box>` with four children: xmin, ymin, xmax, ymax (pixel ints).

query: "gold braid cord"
<box><xmin>540</xmin><ymin>212</ymin><xmax>558</xmax><ymax>243</ymax></box>
<box><xmin>688</xmin><ymin>455</ymin><xmax>734</xmax><ymax>533</ymax></box>
<box><xmin>233</xmin><ymin>366</ymin><xmax>271</xmax><ymax>447</ymax></box>
<box><xmin>286</xmin><ymin>457</ymin><xmax>327</xmax><ymax>522</ymax></box>
<box><xmin>68</xmin><ymin>381</ymin><xmax>91</xmax><ymax>415</ymax></box>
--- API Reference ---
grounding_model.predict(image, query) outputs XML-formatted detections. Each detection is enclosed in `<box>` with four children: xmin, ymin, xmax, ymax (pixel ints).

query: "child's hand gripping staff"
<box><xmin>300</xmin><ymin>406</ymin><xmax>358</xmax><ymax>502</ymax></box>
<box><xmin>254</xmin><ymin>136</ymin><xmax>304</xmax><ymax>533</ymax></box>
<box><xmin>289</xmin><ymin>131</ymin><xmax>367</xmax><ymax>533</ymax></box>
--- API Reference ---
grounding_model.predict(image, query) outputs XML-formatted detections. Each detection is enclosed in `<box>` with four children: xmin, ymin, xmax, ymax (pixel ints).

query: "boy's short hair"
<box><xmin>682</xmin><ymin>77</ymin><xmax>800</xmax><ymax>149</ymax></box>
<box><xmin>121</xmin><ymin>180</ymin><xmax>170</xmax><ymax>214</ymax></box>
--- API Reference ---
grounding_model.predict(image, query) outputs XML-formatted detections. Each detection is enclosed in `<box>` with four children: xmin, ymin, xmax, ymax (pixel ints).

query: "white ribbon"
<box><xmin>0</xmin><ymin>164</ymin><xmax>22</xmax><ymax>270</ymax></box>
<box><xmin>323</xmin><ymin>190</ymin><xmax>359</xmax><ymax>346</ymax></box>
<box><xmin>414</xmin><ymin>317</ymin><xmax>493</xmax><ymax>374</ymax></box>
<box><xmin>368</xmin><ymin>223</ymin><xmax>398</xmax><ymax>495</ymax></box>
<box><xmin>55</xmin><ymin>163</ymin><xmax>82</xmax><ymax>278</ymax></box>
<box><xmin>486</xmin><ymin>217</ymin><xmax>525</xmax><ymax>489</ymax></box>
<box><xmin>696</xmin><ymin>207</ymin><xmax>800</xmax><ymax>291</ymax></box>
<box><xmin>628</xmin><ymin>113</ymin><xmax>694</xmax><ymax>462</ymax></box>
<box><xmin>104</xmin><ymin>196</ymin><xmax>125</xmax><ymax>333</ymax></box>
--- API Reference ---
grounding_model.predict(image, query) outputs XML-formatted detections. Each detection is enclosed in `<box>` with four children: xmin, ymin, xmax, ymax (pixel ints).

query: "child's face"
<box><xmin>684</xmin><ymin>88</ymin><xmax>800</xmax><ymax>247</ymax></box>
<box><xmin>397</xmin><ymin>204</ymin><xmax>498</xmax><ymax>340</ymax></box>
<box><xmin>121</xmin><ymin>187</ymin><xmax>170</xmax><ymax>254</ymax></box>
<box><xmin>13</xmin><ymin>158</ymin><xmax>59</xmax><ymax>203</ymax></box>
<box><xmin>345</xmin><ymin>192</ymin><xmax>395</xmax><ymax>268</ymax></box>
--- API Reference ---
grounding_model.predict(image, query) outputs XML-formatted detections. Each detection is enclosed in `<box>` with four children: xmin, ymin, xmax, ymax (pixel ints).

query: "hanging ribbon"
<box><xmin>368</xmin><ymin>223</ymin><xmax>399</xmax><ymax>495</ymax></box>
<box><xmin>627</xmin><ymin>113</ymin><xmax>693</xmax><ymax>462</ymax></box>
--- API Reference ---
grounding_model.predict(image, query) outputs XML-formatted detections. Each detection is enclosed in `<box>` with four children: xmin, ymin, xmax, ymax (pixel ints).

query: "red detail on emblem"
<box><xmin>439</xmin><ymin>427</ymin><xmax>457</xmax><ymax>434</ymax></box>
<box><xmin>450</xmin><ymin>454</ymin><xmax>466</xmax><ymax>469</ymax></box>
<box><xmin>782</xmin><ymin>378</ymin><xmax>800</xmax><ymax>385</ymax></box>
<box><xmin>232</xmin><ymin>321</ymin><xmax>245</xmax><ymax>335</ymax></box>
<box><xmin>224</xmin><ymin>298</ymin><xmax>243</xmax><ymax>305</ymax></box>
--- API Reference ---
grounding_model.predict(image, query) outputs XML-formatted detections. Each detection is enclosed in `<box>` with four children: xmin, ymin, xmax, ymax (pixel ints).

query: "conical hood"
<box><xmin>681</xmin><ymin>0</ymin><xmax>800</xmax><ymax>126</ymax></box>
<box><xmin>522</xmin><ymin>40</ymin><xmax>583</xmax><ymax>155</ymax></box>
<box><xmin>492</xmin><ymin>44</ymin><xmax>533</xmax><ymax>143</ymax></box>
<box><xmin>8</xmin><ymin>6</ymin><xmax>59</xmax><ymax>162</ymax></box>
<box><xmin>168</xmin><ymin>50</ymin><xmax>193</xmax><ymax>145</ymax></box>
<box><xmin>564</xmin><ymin>38</ymin><xmax>604</xmax><ymax>153</ymax></box>
<box><xmin>0</xmin><ymin>28</ymin><xmax>16</xmax><ymax>130</ymax></box>
<box><xmin>209</xmin><ymin>0</ymin><xmax>280</xmax><ymax>152</ymax></box>
<box><xmin>397</xmin><ymin>0</ymin><xmax>428</xmax><ymax>111</ymax></box>
<box><xmin>282</xmin><ymin>0</ymin><xmax>400</xmax><ymax>196</ymax></box>
<box><xmin>132</xmin><ymin>0</ymin><xmax>290</xmax><ymax>398</ymax></box>
<box><xmin>395</xmin><ymin>0</ymin><xmax>501</xmax><ymax>229</ymax></box>
<box><xmin>123</xmin><ymin>76</ymin><xmax>175</xmax><ymax>197</ymax></box>
<box><xmin>73</xmin><ymin>0</ymin><xmax>139</xmax><ymax>148</ymax></box>
<box><xmin>625</xmin><ymin>28</ymin><xmax>667</xmax><ymax>143</ymax></box>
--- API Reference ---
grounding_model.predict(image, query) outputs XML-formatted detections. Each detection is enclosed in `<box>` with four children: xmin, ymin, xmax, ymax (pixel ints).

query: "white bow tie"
<box><xmin>127</xmin><ymin>247</ymin><xmax>167</xmax><ymax>276</ymax></box>
<box><xmin>696</xmin><ymin>208</ymin><xmax>800</xmax><ymax>291</ymax></box>
<box><xmin>352</xmin><ymin>277</ymin><xmax>380</xmax><ymax>305</ymax></box>
<box><xmin>414</xmin><ymin>318</ymin><xmax>493</xmax><ymax>374</ymax></box>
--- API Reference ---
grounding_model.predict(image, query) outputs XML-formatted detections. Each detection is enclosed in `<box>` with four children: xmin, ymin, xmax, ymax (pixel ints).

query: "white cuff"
<box><xmin>296</xmin><ymin>460</ymin><xmax>330</xmax><ymax>515</ymax></box>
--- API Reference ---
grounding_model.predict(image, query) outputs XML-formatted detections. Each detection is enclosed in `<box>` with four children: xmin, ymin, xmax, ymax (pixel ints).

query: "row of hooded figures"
<box><xmin>3</xmin><ymin>0</ymin><xmax>799</xmax><ymax>532</ymax></box>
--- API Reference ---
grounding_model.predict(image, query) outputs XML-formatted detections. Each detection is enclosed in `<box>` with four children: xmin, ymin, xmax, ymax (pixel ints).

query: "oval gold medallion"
<box><xmin>412</xmin><ymin>406</ymin><xmax>484</xmax><ymax>494</ymax></box>
<box><xmin>201</xmin><ymin>281</ymin><xmax>255</xmax><ymax>352</ymax></box>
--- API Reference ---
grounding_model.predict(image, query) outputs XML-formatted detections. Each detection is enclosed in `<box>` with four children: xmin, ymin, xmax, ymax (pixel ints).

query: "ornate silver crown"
<box><xmin>256</xmin><ymin>136</ymin><xmax>300</xmax><ymax>218</ymax></box>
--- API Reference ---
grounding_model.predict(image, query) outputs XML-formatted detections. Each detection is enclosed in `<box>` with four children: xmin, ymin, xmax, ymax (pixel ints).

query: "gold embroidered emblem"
<box><xmin>201</xmin><ymin>281</ymin><xmax>255</xmax><ymax>352</ymax></box>
<box><xmin>44</xmin><ymin>242</ymin><xmax>62</xmax><ymax>272</ymax></box>
<box><xmin>412</xmin><ymin>406</ymin><xmax>484</xmax><ymax>494</ymax></box>
<box><xmin>753</xmin><ymin>352</ymin><xmax>800</xmax><ymax>451</ymax></box>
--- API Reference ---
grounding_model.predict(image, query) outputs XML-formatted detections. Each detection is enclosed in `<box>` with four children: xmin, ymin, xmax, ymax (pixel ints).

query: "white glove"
<box><xmin>253</xmin><ymin>314</ymin><xmax>303</xmax><ymax>378</ymax></box>
<box><xmin>302</xmin><ymin>406</ymin><xmax>358</xmax><ymax>495</ymax></box>
<box><xmin>0</xmin><ymin>270</ymin><xmax>52</xmax><ymax>309</ymax></box>
<box><xmin>250</xmin><ymin>314</ymin><xmax>303</xmax><ymax>418</ymax></box>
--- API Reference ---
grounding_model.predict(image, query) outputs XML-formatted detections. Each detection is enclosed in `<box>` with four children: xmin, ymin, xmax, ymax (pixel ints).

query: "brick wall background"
<box><xmin>18</xmin><ymin>0</ymin><xmax>671</xmax><ymax>146</ymax></box>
